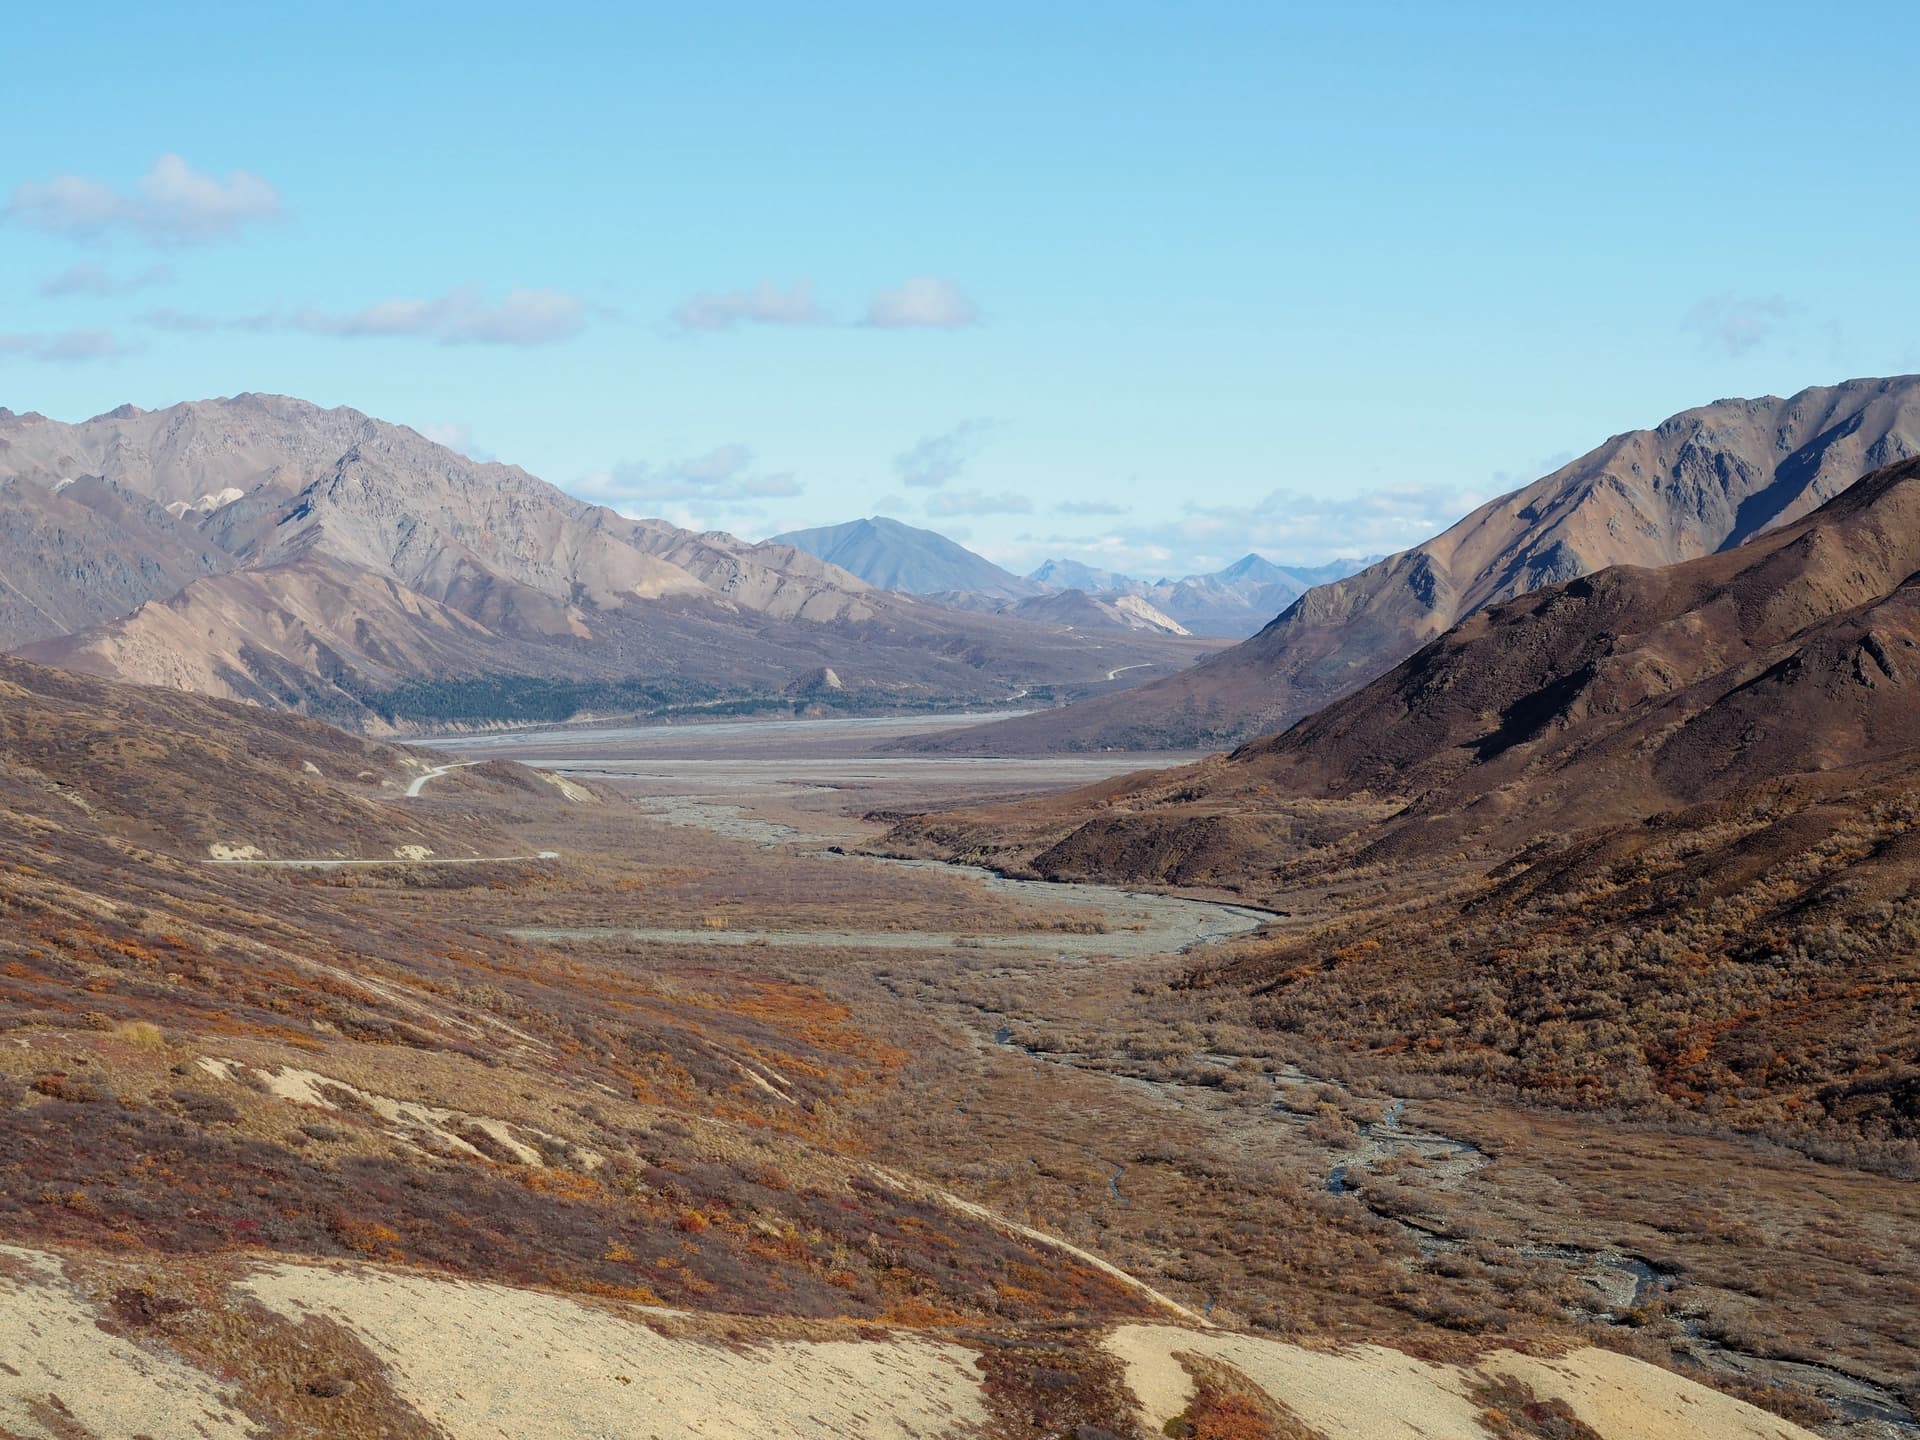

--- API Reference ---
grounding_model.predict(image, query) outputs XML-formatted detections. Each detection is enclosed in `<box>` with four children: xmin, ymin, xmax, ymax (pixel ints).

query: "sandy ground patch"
<box><xmin>1485</xmin><ymin>1348</ymin><xmax>1819</xmax><ymax>1440</ymax></box>
<box><xmin>1105</xmin><ymin>1324</ymin><xmax>1820</xmax><ymax>1440</ymax></box>
<box><xmin>539</xmin><ymin>770</ymin><xmax>595</xmax><ymax>801</ymax></box>
<box><xmin>240</xmin><ymin>1262</ymin><xmax>991</xmax><ymax>1439</ymax></box>
<box><xmin>197</xmin><ymin>1056</ymin><xmax>589</xmax><ymax>1169</ymax></box>
<box><xmin>0</xmin><ymin>1246</ymin><xmax>252</xmax><ymax>1440</ymax></box>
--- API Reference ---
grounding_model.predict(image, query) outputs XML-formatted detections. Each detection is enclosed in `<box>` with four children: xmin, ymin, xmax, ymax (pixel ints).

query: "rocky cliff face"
<box><xmin>0</xmin><ymin>473</ymin><xmax>234</xmax><ymax>646</ymax></box>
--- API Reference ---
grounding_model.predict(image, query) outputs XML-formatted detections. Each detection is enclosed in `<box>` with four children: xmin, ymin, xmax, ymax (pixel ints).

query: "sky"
<box><xmin>4</xmin><ymin>2</ymin><xmax>1918</xmax><ymax>580</ymax></box>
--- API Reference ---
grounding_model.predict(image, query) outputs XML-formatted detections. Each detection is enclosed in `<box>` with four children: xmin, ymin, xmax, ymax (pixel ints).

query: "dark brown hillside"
<box><xmin>881</xmin><ymin>458</ymin><xmax>1920</xmax><ymax>1157</ymax></box>
<box><xmin>0</xmin><ymin>654</ymin><xmax>525</xmax><ymax>859</ymax></box>
<box><xmin>911</xmin><ymin>453</ymin><xmax>1920</xmax><ymax>871</ymax></box>
<box><xmin>1226</xmin><ymin>453</ymin><xmax>1920</xmax><ymax>830</ymax></box>
<box><xmin>907</xmin><ymin>374</ymin><xmax>1920</xmax><ymax>754</ymax></box>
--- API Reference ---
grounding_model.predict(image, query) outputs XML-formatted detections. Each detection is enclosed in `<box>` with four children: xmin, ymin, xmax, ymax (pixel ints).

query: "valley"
<box><xmin>10</xmin><ymin>9</ymin><xmax>1916</xmax><ymax>1434</ymax></box>
<box><xmin>433</xmin><ymin>716</ymin><xmax>1918</xmax><ymax>1435</ymax></box>
<box><xmin>7</xmin><ymin>436</ymin><xmax>1920</xmax><ymax>1439</ymax></box>
<box><xmin>0</xmin><ymin>667</ymin><xmax>1900</xmax><ymax>1436</ymax></box>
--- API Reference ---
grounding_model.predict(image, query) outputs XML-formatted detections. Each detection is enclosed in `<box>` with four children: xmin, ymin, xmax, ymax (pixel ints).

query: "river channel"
<box><xmin>452</xmin><ymin>715</ymin><xmax>1916</xmax><ymax>1434</ymax></box>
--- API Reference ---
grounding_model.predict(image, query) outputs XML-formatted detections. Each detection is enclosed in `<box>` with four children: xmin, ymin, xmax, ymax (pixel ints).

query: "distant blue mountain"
<box><xmin>771</xmin><ymin>516</ymin><xmax>1041</xmax><ymax>599</ymax></box>
<box><xmin>1024</xmin><ymin>551</ymin><xmax>1381</xmax><ymax>636</ymax></box>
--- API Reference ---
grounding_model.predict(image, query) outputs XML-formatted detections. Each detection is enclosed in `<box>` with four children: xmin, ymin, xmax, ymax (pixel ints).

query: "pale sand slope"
<box><xmin>0</xmin><ymin>1246</ymin><xmax>254</xmax><ymax>1440</ymax></box>
<box><xmin>239</xmin><ymin>1263</ymin><xmax>988</xmax><ymax>1439</ymax></box>
<box><xmin>0</xmin><ymin>1244</ymin><xmax>1822</xmax><ymax>1440</ymax></box>
<box><xmin>1107</xmin><ymin>1323</ymin><xmax>1818</xmax><ymax>1440</ymax></box>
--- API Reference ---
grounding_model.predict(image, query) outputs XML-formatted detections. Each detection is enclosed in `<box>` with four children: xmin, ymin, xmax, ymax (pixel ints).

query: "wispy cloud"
<box><xmin>1175</xmin><ymin>482</ymin><xmax>1484</xmax><ymax>559</ymax></box>
<box><xmin>5</xmin><ymin>154</ymin><xmax>281</xmax><ymax>245</ymax></box>
<box><xmin>672</xmin><ymin>279</ymin><xmax>824</xmax><ymax>331</ymax></box>
<box><xmin>864</xmin><ymin>276</ymin><xmax>978</xmax><ymax>329</ymax></box>
<box><xmin>578</xmin><ymin>444</ymin><xmax>802</xmax><ymax>508</ymax></box>
<box><xmin>1682</xmin><ymin>292</ymin><xmax>1793</xmax><ymax>356</ymax></box>
<box><xmin>0</xmin><ymin>329</ymin><xmax>132</xmax><ymax>364</ymax></box>
<box><xmin>1056</xmin><ymin>499</ymin><xmax>1129</xmax><ymax>516</ymax></box>
<box><xmin>138</xmin><ymin>306</ymin><xmax>221</xmax><ymax>334</ymax></box>
<box><xmin>978</xmin><ymin>480</ymin><xmax>1486</xmax><ymax>580</ymax></box>
<box><xmin>38</xmin><ymin>262</ymin><xmax>173</xmax><ymax>298</ymax></box>
<box><xmin>926</xmin><ymin>489</ymin><xmax>1032</xmax><ymax>517</ymax></box>
<box><xmin>292</xmin><ymin>286</ymin><xmax>586</xmax><ymax>346</ymax></box>
<box><xmin>137</xmin><ymin>287</ymin><xmax>590</xmax><ymax>346</ymax></box>
<box><xmin>418</xmin><ymin>422</ymin><xmax>494</xmax><ymax>460</ymax></box>
<box><xmin>894</xmin><ymin>418</ymin><xmax>995</xmax><ymax>489</ymax></box>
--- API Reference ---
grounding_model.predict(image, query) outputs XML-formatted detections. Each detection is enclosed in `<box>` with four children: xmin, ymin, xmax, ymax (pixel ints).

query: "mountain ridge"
<box><xmin>877</xmin><ymin>454</ymin><xmax>1920</xmax><ymax>1159</ymax></box>
<box><xmin>907</xmin><ymin>375</ymin><xmax>1920</xmax><ymax>753</ymax></box>
<box><xmin>0</xmin><ymin>398</ymin><xmax>1212</xmax><ymax>729</ymax></box>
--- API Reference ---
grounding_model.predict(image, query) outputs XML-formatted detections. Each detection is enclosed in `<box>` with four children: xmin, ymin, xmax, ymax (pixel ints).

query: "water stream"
<box><xmin>499</xmin><ymin>754</ymin><xmax>1914</xmax><ymax>1434</ymax></box>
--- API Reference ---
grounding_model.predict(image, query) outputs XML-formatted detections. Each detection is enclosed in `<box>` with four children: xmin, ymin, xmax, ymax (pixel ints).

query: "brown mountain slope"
<box><xmin>0</xmin><ymin>473</ymin><xmax>231</xmax><ymax>646</ymax></box>
<box><xmin>914</xmin><ymin>374</ymin><xmax>1920</xmax><ymax>753</ymax></box>
<box><xmin>881</xmin><ymin>458</ymin><xmax>1920</xmax><ymax>1157</ymax></box>
<box><xmin>0</xmin><ymin>665</ymin><xmax>1826</xmax><ymax>1437</ymax></box>
<box><xmin>0</xmin><ymin>654</ymin><xmax>531</xmax><ymax>860</ymax></box>
<box><xmin>1226</xmin><ymin>452</ymin><xmax>1920</xmax><ymax>832</ymax></box>
<box><xmin>2</xmin><ymin>396</ymin><xmax>1213</xmax><ymax>726</ymax></box>
<box><xmin>893</xmin><ymin>454</ymin><xmax>1920</xmax><ymax>881</ymax></box>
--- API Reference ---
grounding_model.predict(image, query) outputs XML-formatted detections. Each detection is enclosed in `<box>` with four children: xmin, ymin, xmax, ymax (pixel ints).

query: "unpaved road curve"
<box><xmin>404</xmin><ymin>760</ymin><xmax>482</xmax><ymax>797</ymax></box>
<box><xmin>210</xmin><ymin>851</ymin><xmax>561</xmax><ymax>869</ymax></box>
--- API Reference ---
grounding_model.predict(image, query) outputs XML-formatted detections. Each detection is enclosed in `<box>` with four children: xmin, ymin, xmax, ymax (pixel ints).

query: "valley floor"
<box><xmin>1</xmin><ymin>709</ymin><xmax>1910</xmax><ymax>1438</ymax></box>
<box><xmin>452</xmin><ymin>716</ymin><xmax>1917</xmax><ymax>1437</ymax></box>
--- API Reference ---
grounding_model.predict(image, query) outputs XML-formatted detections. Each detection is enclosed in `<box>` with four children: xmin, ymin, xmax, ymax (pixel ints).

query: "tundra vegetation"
<box><xmin>0</xmin><ymin>655</ymin><xmax>1907</xmax><ymax>1436</ymax></box>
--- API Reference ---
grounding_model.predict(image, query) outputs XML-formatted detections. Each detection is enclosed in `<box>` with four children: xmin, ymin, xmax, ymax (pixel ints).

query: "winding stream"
<box><xmin>497</xmin><ymin>750</ymin><xmax>1915</xmax><ymax>1434</ymax></box>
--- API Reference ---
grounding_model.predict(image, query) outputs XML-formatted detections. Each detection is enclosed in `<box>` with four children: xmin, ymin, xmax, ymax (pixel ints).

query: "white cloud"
<box><xmin>1176</xmin><ymin>482</ymin><xmax>1487</xmax><ymax>559</ymax></box>
<box><xmin>38</xmin><ymin>262</ymin><xmax>173</xmax><ymax>298</ymax></box>
<box><xmin>578</xmin><ymin>444</ymin><xmax>802</xmax><ymax>507</ymax></box>
<box><xmin>137</xmin><ymin>306</ymin><xmax>219</xmax><ymax>333</ymax></box>
<box><xmin>972</xmin><ymin>479</ymin><xmax>1491</xmax><ymax>580</ymax></box>
<box><xmin>5</xmin><ymin>154</ymin><xmax>281</xmax><ymax>245</ymax></box>
<box><xmin>925</xmin><ymin>489</ymin><xmax>1032</xmax><ymax>517</ymax></box>
<box><xmin>672</xmin><ymin>279</ymin><xmax>824</xmax><ymax>331</ymax></box>
<box><xmin>893</xmin><ymin>418</ymin><xmax>995</xmax><ymax>488</ymax></box>
<box><xmin>1055</xmin><ymin>498</ymin><xmax>1129</xmax><ymax>516</ymax></box>
<box><xmin>1682</xmin><ymin>292</ymin><xmax>1793</xmax><ymax>356</ymax></box>
<box><xmin>133</xmin><ymin>288</ymin><xmax>587</xmax><ymax>346</ymax></box>
<box><xmin>0</xmin><ymin>329</ymin><xmax>131</xmax><ymax>363</ymax></box>
<box><xmin>419</xmin><ymin>422</ymin><xmax>491</xmax><ymax>459</ymax></box>
<box><xmin>863</xmin><ymin>276</ymin><xmax>978</xmax><ymax>329</ymax></box>
<box><xmin>291</xmin><ymin>286</ymin><xmax>587</xmax><ymax>346</ymax></box>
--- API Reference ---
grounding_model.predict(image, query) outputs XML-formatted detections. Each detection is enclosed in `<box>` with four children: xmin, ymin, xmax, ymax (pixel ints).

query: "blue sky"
<box><xmin>4</xmin><ymin>2</ymin><xmax>1917</xmax><ymax>579</ymax></box>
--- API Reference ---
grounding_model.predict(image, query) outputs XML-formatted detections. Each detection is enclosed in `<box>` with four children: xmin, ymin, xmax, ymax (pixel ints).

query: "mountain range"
<box><xmin>1066</xmin><ymin>552</ymin><xmax>1382</xmax><ymax>637</ymax></box>
<box><xmin>774</xmin><ymin>516</ymin><xmax>1374</xmax><ymax>636</ymax></box>
<box><xmin>883</xmin><ymin>450</ymin><xmax>1920</xmax><ymax>1156</ymax></box>
<box><xmin>912</xmin><ymin>375</ymin><xmax>1920</xmax><ymax>752</ymax></box>
<box><xmin>0</xmin><ymin>397</ymin><xmax>1212</xmax><ymax>730</ymax></box>
<box><xmin>6</xmin><ymin>383</ymin><xmax>1913</xmax><ymax>1435</ymax></box>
